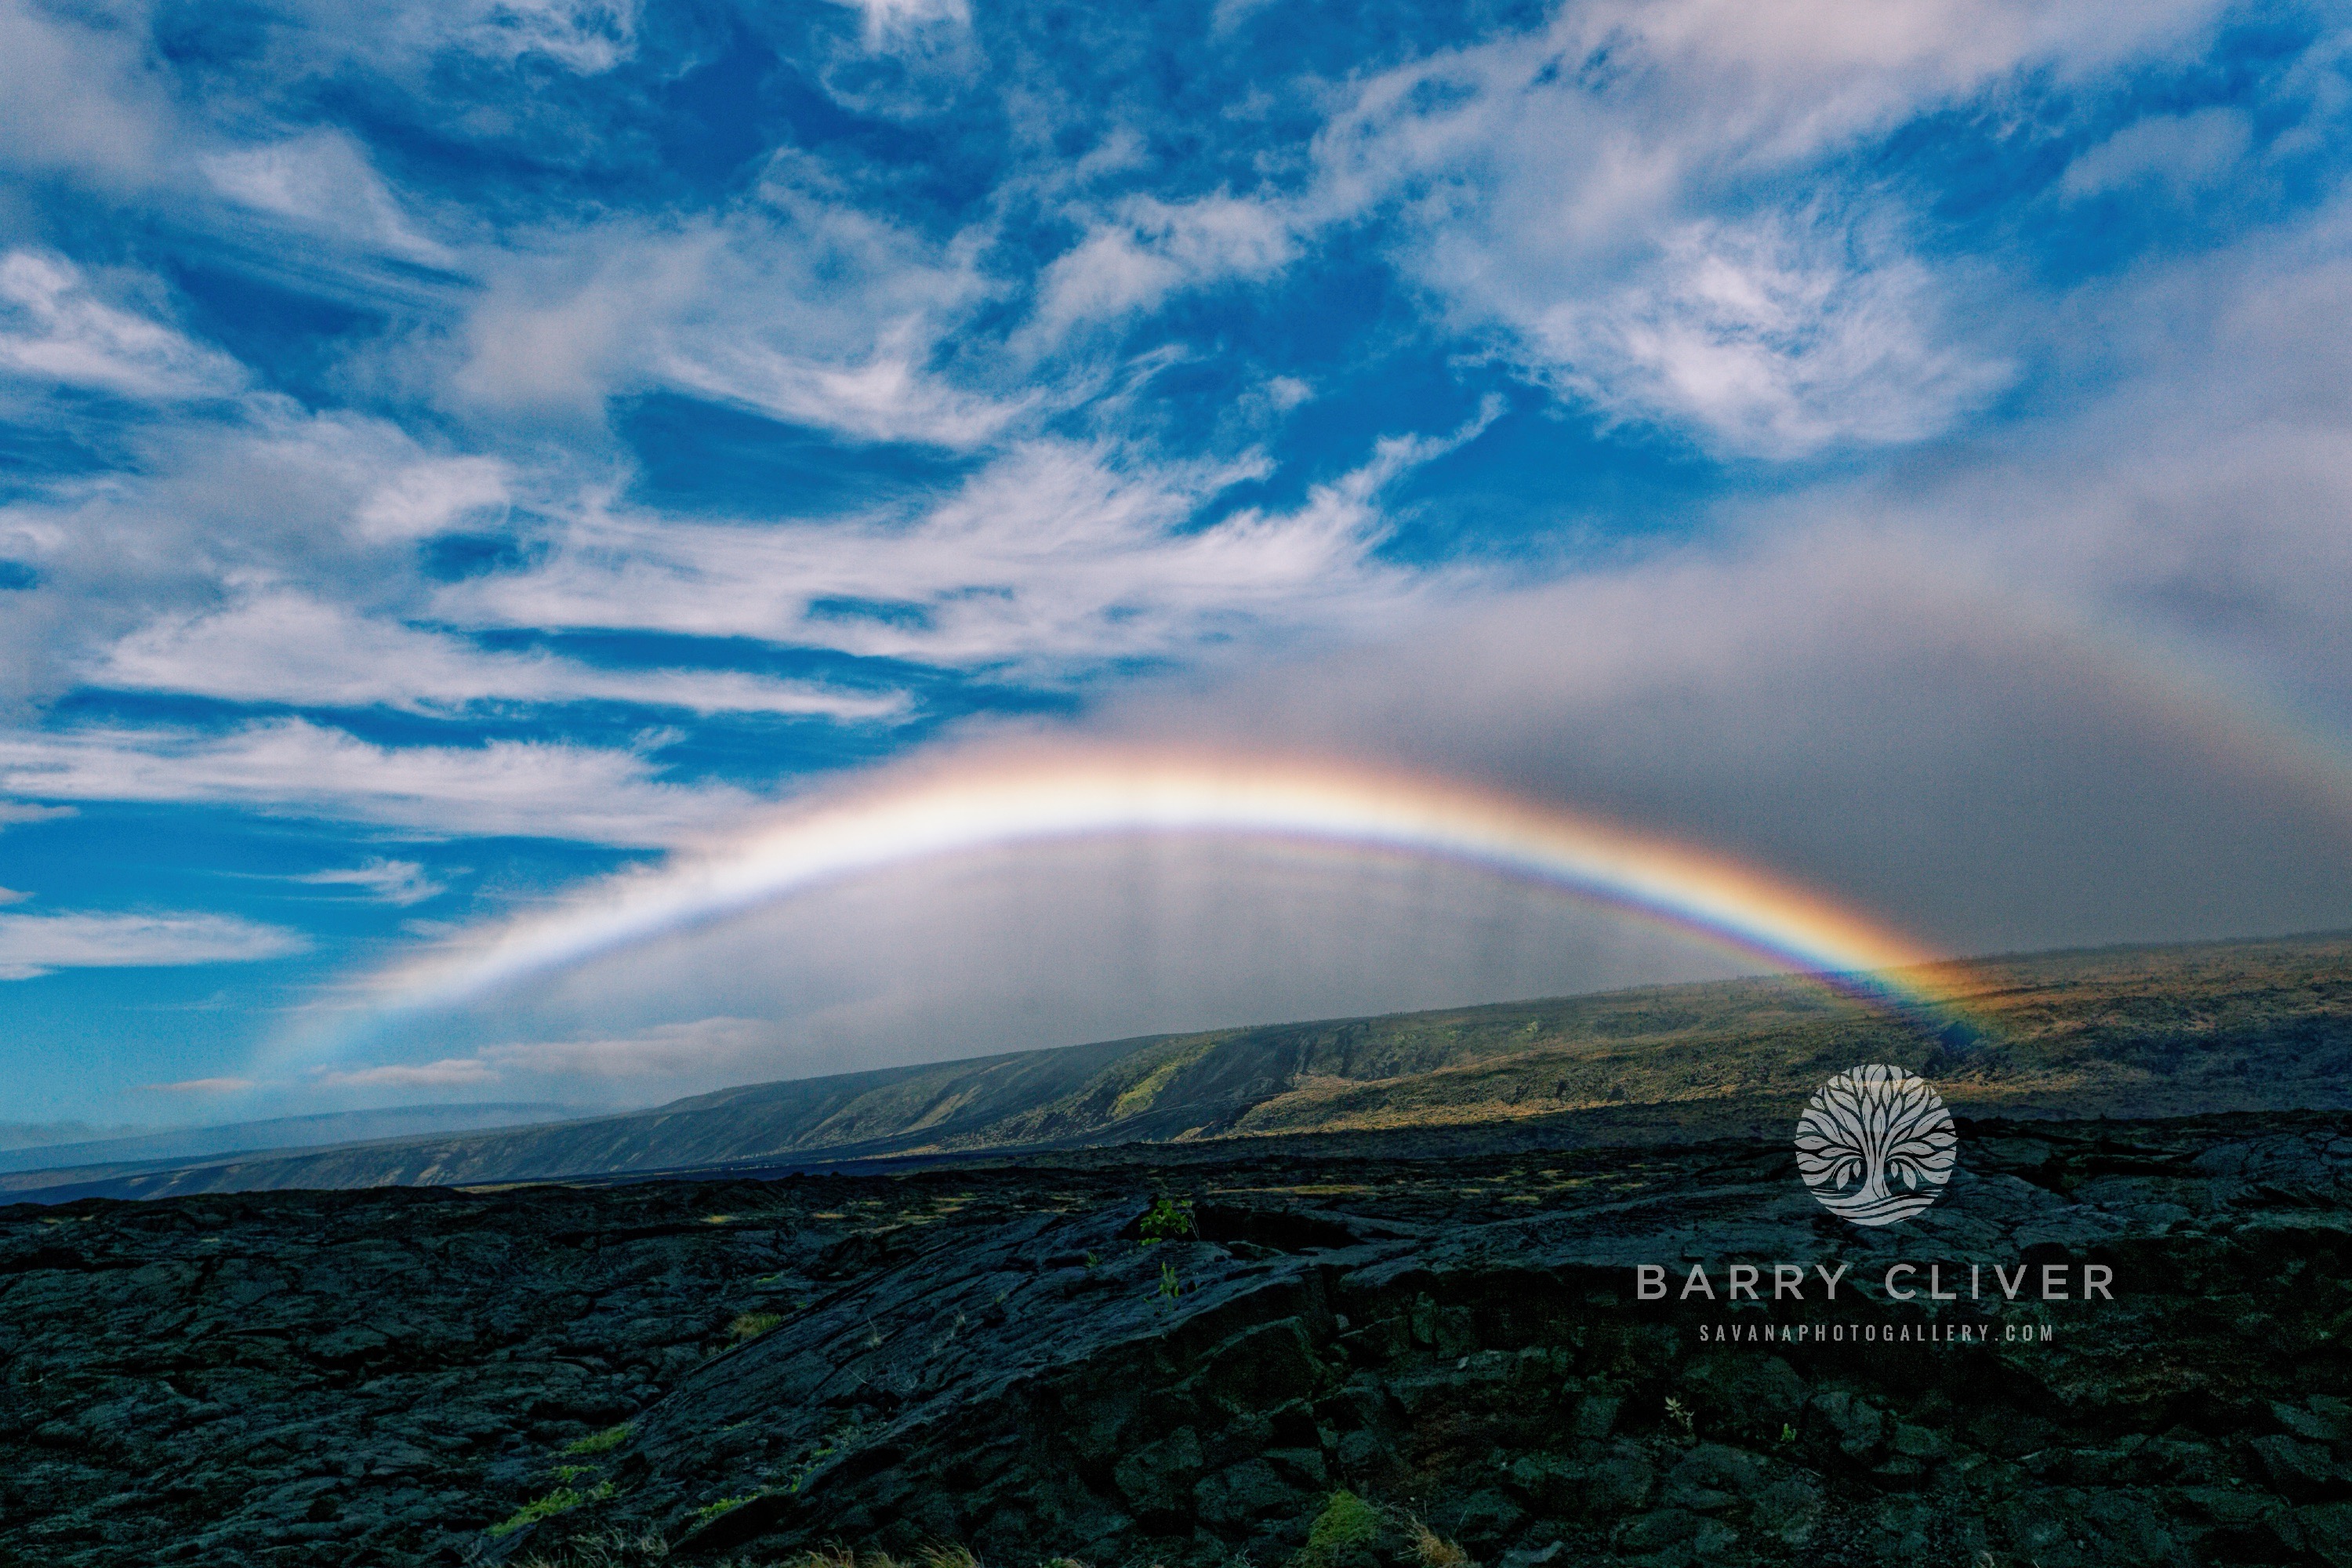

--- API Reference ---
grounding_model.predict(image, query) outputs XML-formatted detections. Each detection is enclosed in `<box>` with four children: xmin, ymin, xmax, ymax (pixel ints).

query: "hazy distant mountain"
<box><xmin>0</xmin><ymin>1104</ymin><xmax>583</xmax><ymax>1182</ymax></box>
<box><xmin>9</xmin><ymin>933</ymin><xmax>2348</xmax><ymax>1203</ymax></box>
<box><xmin>0</xmin><ymin>1121</ymin><xmax>136</xmax><ymax>1152</ymax></box>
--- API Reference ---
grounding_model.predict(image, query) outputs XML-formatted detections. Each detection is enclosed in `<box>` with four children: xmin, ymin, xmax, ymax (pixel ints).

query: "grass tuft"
<box><xmin>487</xmin><ymin>1482</ymin><xmax>615</xmax><ymax>1540</ymax></box>
<box><xmin>513</xmin><ymin>1528</ymin><xmax>671</xmax><ymax>1566</ymax></box>
<box><xmin>688</xmin><ymin>1494</ymin><xmax>758</xmax><ymax>1529</ymax></box>
<box><xmin>771</xmin><ymin>1547</ymin><xmax>988</xmax><ymax>1568</ymax></box>
<box><xmin>1403</xmin><ymin>1515</ymin><xmax>1470</xmax><ymax>1568</ymax></box>
<box><xmin>562</xmin><ymin>1424</ymin><xmax>631</xmax><ymax>1457</ymax></box>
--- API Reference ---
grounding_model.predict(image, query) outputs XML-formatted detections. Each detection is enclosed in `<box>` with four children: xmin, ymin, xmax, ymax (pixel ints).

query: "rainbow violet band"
<box><xmin>346</xmin><ymin>750</ymin><xmax>1973</xmax><ymax>1031</ymax></box>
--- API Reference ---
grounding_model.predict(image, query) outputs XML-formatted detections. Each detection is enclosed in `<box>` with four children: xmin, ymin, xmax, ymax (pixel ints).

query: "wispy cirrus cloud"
<box><xmin>829</xmin><ymin>0</ymin><xmax>969</xmax><ymax>49</ymax></box>
<box><xmin>89</xmin><ymin>591</ymin><xmax>907</xmax><ymax>719</ymax></box>
<box><xmin>1029</xmin><ymin>194</ymin><xmax>1300</xmax><ymax>343</ymax></box>
<box><xmin>0</xmin><ymin>910</ymin><xmax>310</xmax><ymax>981</ymax></box>
<box><xmin>292</xmin><ymin>858</ymin><xmax>448</xmax><ymax>907</ymax></box>
<box><xmin>0</xmin><ymin>720</ymin><xmax>758</xmax><ymax>846</ymax></box>
<box><xmin>140</xmin><ymin>1076</ymin><xmax>259</xmax><ymax>1094</ymax></box>
<box><xmin>316</xmin><ymin>1057</ymin><xmax>498</xmax><ymax>1088</ymax></box>
<box><xmin>0</xmin><ymin>252</ymin><xmax>243</xmax><ymax>401</ymax></box>
<box><xmin>1296</xmin><ymin>0</ymin><xmax>2228</xmax><ymax>455</ymax></box>
<box><xmin>201</xmin><ymin>132</ymin><xmax>456</xmax><ymax>267</ymax></box>
<box><xmin>1519</xmin><ymin>212</ymin><xmax>2012</xmax><ymax>456</ymax></box>
<box><xmin>433</xmin><ymin>416</ymin><xmax>1488</xmax><ymax>675</ymax></box>
<box><xmin>452</xmin><ymin>198</ymin><xmax>1006</xmax><ymax>445</ymax></box>
<box><xmin>438</xmin><ymin>0</ymin><xmax>640</xmax><ymax>72</ymax></box>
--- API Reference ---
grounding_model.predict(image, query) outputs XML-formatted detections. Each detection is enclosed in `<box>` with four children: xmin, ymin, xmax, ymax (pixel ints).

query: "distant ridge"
<box><xmin>9</xmin><ymin>932</ymin><xmax>2350</xmax><ymax>1203</ymax></box>
<box><xmin>0</xmin><ymin>1103</ymin><xmax>582</xmax><ymax>1182</ymax></box>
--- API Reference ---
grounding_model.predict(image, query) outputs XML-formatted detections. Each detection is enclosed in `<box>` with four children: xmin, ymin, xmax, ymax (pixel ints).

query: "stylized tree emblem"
<box><xmin>1794</xmin><ymin>1064</ymin><xmax>1956</xmax><ymax>1226</ymax></box>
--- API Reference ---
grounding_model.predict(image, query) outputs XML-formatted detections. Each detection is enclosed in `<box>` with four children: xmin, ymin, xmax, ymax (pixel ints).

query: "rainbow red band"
<box><xmin>318</xmin><ymin>753</ymin><xmax>1971</xmax><ymax>1055</ymax></box>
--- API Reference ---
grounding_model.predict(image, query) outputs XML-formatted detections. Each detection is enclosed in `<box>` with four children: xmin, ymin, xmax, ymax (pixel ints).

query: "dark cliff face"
<box><xmin>6</xmin><ymin>1112</ymin><xmax>2352</xmax><ymax>1568</ymax></box>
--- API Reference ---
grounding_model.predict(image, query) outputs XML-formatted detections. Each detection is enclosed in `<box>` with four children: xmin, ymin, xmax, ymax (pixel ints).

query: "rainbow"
<box><xmin>342</xmin><ymin>750</ymin><xmax>1973</xmax><ymax>1035</ymax></box>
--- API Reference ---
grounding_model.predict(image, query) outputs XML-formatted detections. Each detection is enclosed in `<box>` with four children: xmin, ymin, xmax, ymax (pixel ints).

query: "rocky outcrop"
<box><xmin>0</xmin><ymin>1177</ymin><xmax>931</xmax><ymax>1565</ymax></box>
<box><xmin>532</xmin><ymin>1111</ymin><xmax>2352</xmax><ymax>1566</ymax></box>
<box><xmin>7</xmin><ymin>1110</ymin><xmax>2352</xmax><ymax>1566</ymax></box>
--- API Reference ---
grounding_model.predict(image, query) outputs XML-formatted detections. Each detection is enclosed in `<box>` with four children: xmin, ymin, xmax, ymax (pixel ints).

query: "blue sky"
<box><xmin>5</xmin><ymin>0</ymin><xmax>2352</xmax><ymax>1125</ymax></box>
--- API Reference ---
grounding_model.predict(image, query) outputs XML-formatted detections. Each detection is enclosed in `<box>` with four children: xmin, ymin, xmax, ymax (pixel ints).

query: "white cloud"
<box><xmin>1301</xmin><ymin>0</ymin><xmax>2225</xmax><ymax>456</ymax></box>
<box><xmin>0</xmin><ymin>0</ymin><xmax>168</xmax><ymax>183</ymax></box>
<box><xmin>2060</xmin><ymin>107</ymin><xmax>2254</xmax><ymax>201</ymax></box>
<box><xmin>455</xmin><ymin>201</ymin><xmax>1006</xmax><ymax>444</ymax></box>
<box><xmin>0</xmin><ymin>409</ymin><xmax>519</xmax><ymax>706</ymax></box>
<box><xmin>448</xmin><ymin>0</ymin><xmax>637</xmax><ymax>72</ymax></box>
<box><xmin>434</xmin><ymin>419</ymin><xmax>1485</xmax><ymax>674</ymax></box>
<box><xmin>1525</xmin><ymin>213</ymin><xmax>2011</xmax><ymax>455</ymax></box>
<box><xmin>89</xmin><ymin>590</ymin><xmax>909</xmax><ymax>718</ymax></box>
<box><xmin>350</xmin><ymin>456</ymin><xmax>512</xmax><ymax>543</ymax></box>
<box><xmin>0</xmin><ymin>252</ymin><xmax>242</xmax><ymax>401</ymax></box>
<box><xmin>140</xmin><ymin>1076</ymin><xmax>258</xmax><ymax>1094</ymax></box>
<box><xmin>0</xmin><ymin>802</ymin><xmax>73</xmax><ymax>829</ymax></box>
<box><xmin>826</xmin><ymin>0</ymin><xmax>969</xmax><ymax>51</ymax></box>
<box><xmin>292</xmin><ymin>858</ymin><xmax>448</xmax><ymax>906</ymax></box>
<box><xmin>201</xmin><ymin>132</ymin><xmax>455</xmax><ymax>267</ymax></box>
<box><xmin>0</xmin><ymin>720</ymin><xmax>760</xmax><ymax>846</ymax></box>
<box><xmin>0</xmin><ymin>910</ymin><xmax>310</xmax><ymax>981</ymax></box>
<box><xmin>1033</xmin><ymin>194</ymin><xmax>1298</xmax><ymax>339</ymax></box>
<box><xmin>0</xmin><ymin>403</ymin><xmax>892</xmax><ymax>719</ymax></box>
<box><xmin>317</xmin><ymin>1057</ymin><xmax>498</xmax><ymax>1087</ymax></box>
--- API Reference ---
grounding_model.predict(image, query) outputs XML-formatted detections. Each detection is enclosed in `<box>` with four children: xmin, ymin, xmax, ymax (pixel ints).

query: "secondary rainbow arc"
<box><xmin>343</xmin><ymin>752</ymin><xmax>1971</xmax><ymax>1037</ymax></box>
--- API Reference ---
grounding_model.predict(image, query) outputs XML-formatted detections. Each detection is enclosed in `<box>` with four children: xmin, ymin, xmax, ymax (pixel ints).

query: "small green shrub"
<box><xmin>1137</xmin><ymin>1194</ymin><xmax>1196</xmax><ymax>1245</ymax></box>
<box><xmin>1156</xmin><ymin>1261</ymin><xmax>1181</xmax><ymax>1301</ymax></box>
<box><xmin>728</xmin><ymin>1312</ymin><xmax>785</xmax><ymax>1341</ymax></box>
<box><xmin>564</xmin><ymin>1425</ymin><xmax>631</xmax><ymax>1457</ymax></box>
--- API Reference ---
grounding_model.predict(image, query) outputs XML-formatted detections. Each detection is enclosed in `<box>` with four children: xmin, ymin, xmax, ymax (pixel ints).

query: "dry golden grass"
<box><xmin>1403</xmin><ymin>1515</ymin><xmax>1472</xmax><ymax>1567</ymax></box>
<box><xmin>513</xmin><ymin>1530</ymin><xmax>670</xmax><ymax>1567</ymax></box>
<box><xmin>775</xmin><ymin>1548</ymin><xmax>985</xmax><ymax>1568</ymax></box>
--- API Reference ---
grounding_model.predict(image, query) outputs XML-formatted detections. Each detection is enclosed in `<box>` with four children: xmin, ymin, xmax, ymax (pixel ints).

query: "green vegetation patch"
<box><xmin>488</xmin><ymin>1481</ymin><xmax>615</xmax><ymax>1539</ymax></box>
<box><xmin>1110</xmin><ymin>1040</ymin><xmax>1220</xmax><ymax>1120</ymax></box>
<box><xmin>688</xmin><ymin>1494</ymin><xmax>757</xmax><ymax>1528</ymax></box>
<box><xmin>1294</xmin><ymin>1490</ymin><xmax>1384</xmax><ymax>1566</ymax></box>
<box><xmin>1137</xmin><ymin>1193</ymin><xmax>1195</xmax><ymax>1244</ymax></box>
<box><xmin>728</xmin><ymin>1312</ymin><xmax>785</xmax><ymax>1341</ymax></box>
<box><xmin>562</xmin><ymin>1424</ymin><xmax>631</xmax><ymax>1457</ymax></box>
